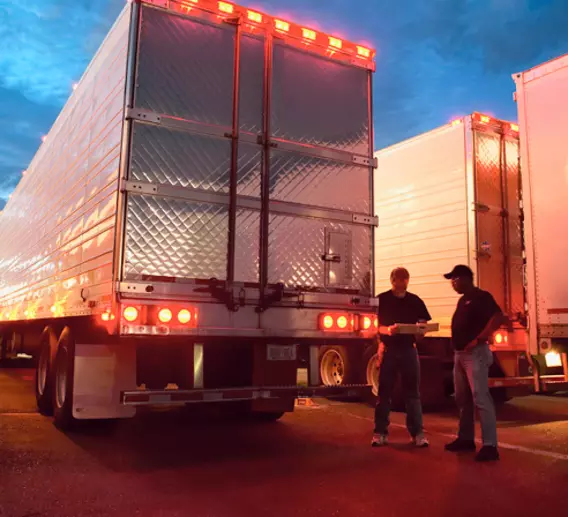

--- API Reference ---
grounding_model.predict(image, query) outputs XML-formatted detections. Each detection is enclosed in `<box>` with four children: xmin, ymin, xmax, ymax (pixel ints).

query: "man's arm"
<box><xmin>464</xmin><ymin>293</ymin><xmax>503</xmax><ymax>350</ymax></box>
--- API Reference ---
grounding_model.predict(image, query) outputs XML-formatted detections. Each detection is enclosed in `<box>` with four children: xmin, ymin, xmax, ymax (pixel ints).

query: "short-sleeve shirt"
<box><xmin>451</xmin><ymin>288</ymin><xmax>502</xmax><ymax>351</ymax></box>
<box><xmin>378</xmin><ymin>290</ymin><xmax>432</xmax><ymax>348</ymax></box>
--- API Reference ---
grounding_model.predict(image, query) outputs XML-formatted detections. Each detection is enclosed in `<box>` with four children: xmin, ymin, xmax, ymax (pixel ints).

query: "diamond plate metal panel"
<box><xmin>234</xmin><ymin>209</ymin><xmax>260</xmax><ymax>283</ymax></box>
<box><xmin>124</xmin><ymin>195</ymin><xmax>228</xmax><ymax>280</ymax></box>
<box><xmin>136</xmin><ymin>7</ymin><xmax>235</xmax><ymax>127</ymax></box>
<box><xmin>270</xmin><ymin>150</ymin><xmax>370</xmax><ymax>213</ymax></box>
<box><xmin>268</xmin><ymin>215</ymin><xmax>370</xmax><ymax>291</ymax></box>
<box><xmin>505</xmin><ymin>138</ymin><xmax>525</xmax><ymax>316</ymax></box>
<box><xmin>475</xmin><ymin>132</ymin><xmax>506</xmax><ymax>311</ymax></box>
<box><xmin>237</xmin><ymin>142</ymin><xmax>262</xmax><ymax>197</ymax></box>
<box><xmin>239</xmin><ymin>35</ymin><xmax>264</xmax><ymax>135</ymax></box>
<box><xmin>271</xmin><ymin>44</ymin><xmax>369</xmax><ymax>155</ymax></box>
<box><xmin>131</xmin><ymin>124</ymin><xmax>231</xmax><ymax>192</ymax></box>
<box><xmin>475</xmin><ymin>132</ymin><xmax>502</xmax><ymax>207</ymax></box>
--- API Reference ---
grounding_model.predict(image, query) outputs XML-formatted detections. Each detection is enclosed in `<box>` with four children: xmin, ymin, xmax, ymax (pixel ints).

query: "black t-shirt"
<box><xmin>451</xmin><ymin>288</ymin><xmax>502</xmax><ymax>351</ymax></box>
<box><xmin>378</xmin><ymin>290</ymin><xmax>431</xmax><ymax>348</ymax></box>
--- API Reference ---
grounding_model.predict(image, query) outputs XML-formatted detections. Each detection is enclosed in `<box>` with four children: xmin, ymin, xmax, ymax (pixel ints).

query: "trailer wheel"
<box><xmin>319</xmin><ymin>345</ymin><xmax>360</xmax><ymax>387</ymax></box>
<box><xmin>363</xmin><ymin>345</ymin><xmax>379</xmax><ymax>404</ymax></box>
<box><xmin>35</xmin><ymin>339</ymin><xmax>54</xmax><ymax>416</ymax></box>
<box><xmin>53</xmin><ymin>328</ymin><xmax>76</xmax><ymax>431</ymax></box>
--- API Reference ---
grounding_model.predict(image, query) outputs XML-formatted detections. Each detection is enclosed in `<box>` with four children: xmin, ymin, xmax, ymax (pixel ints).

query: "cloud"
<box><xmin>0</xmin><ymin>0</ymin><xmax>124</xmax><ymax>105</ymax></box>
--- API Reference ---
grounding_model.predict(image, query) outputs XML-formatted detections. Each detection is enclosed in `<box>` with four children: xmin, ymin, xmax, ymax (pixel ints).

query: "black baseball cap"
<box><xmin>443</xmin><ymin>265</ymin><xmax>474</xmax><ymax>280</ymax></box>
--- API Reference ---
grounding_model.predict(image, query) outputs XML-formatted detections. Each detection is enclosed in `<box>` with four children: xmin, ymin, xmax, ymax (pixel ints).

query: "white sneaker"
<box><xmin>412</xmin><ymin>433</ymin><xmax>429</xmax><ymax>448</ymax></box>
<box><xmin>371</xmin><ymin>433</ymin><xmax>388</xmax><ymax>447</ymax></box>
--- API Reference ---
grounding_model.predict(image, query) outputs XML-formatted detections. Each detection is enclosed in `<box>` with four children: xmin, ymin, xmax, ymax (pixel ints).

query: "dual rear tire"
<box><xmin>34</xmin><ymin>328</ymin><xmax>76</xmax><ymax>430</ymax></box>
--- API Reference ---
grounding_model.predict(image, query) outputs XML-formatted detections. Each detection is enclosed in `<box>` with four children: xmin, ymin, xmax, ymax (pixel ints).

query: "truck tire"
<box><xmin>52</xmin><ymin>328</ymin><xmax>76</xmax><ymax>431</ymax></box>
<box><xmin>35</xmin><ymin>339</ymin><xmax>54</xmax><ymax>416</ymax></box>
<box><xmin>363</xmin><ymin>345</ymin><xmax>379</xmax><ymax>405</ymax></box>
<box><xmin>319</xmin><ymin>345</ymin><xmax>361</xmax><ymax>387</ymax></box>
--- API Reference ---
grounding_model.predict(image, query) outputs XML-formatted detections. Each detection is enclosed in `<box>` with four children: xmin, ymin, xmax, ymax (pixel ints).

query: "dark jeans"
<box><xmin>454</xmin><ymin>344</ymin><xmax>498</xmax><ymax>446</ymax></box>
<box><xmin>374</xmin><ymin>344</ymin><xmax>424</xmax><ymax>437</ymax></box>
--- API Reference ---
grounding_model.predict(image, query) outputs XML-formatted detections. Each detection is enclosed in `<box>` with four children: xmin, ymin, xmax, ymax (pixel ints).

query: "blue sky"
<box><xmin>1</xmin><ymin>0</ymin><xmax>568</xmax><ymax>208</ymax></box>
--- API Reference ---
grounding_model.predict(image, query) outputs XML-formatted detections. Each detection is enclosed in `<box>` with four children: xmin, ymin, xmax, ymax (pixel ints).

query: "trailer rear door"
<box><xmin>120</xmin><ymin>2</ymin><xmax>375</xmax><ymax>303</ymax></box>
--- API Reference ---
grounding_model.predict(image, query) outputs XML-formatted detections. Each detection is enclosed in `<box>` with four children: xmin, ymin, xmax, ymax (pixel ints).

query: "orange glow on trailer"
<box><xmin>123</xmin><ymin>306</ymin><xmax>139</xmax><ymax>322</ymax></box>
<box><xmin>247</xmin><ymin>10</ymin><xmax>262</xmax><ymax>23</ymax></box>
<box><xmin>480</xmin><ymin>115</ymin><xmax>491</xmax><ymax>123</ymax></box>
<box><xmin>218</xmin><ymin>1</ymin><xmax>234</xmax><ymax>13</ymax></box>
<box><xmin>158</xmin><ymin>308</ymin><xmax>173</xmax><ymax>323</ymax></box>
<box><xmin>274</xmin><ymin>19</ymin><xmax>290</xmax><ymax>32</ymax></box>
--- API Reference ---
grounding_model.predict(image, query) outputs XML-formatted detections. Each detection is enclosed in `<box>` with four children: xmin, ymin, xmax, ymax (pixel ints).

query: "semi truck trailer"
<box><xmin>370</xmin><ymin>96</ymin><xmax>568</xmax><ymax>402</ymax></box>
<box><xmin>0</xmin><ymin>0</ymin><xmax>378</xmax><ymax>429</ymax></box>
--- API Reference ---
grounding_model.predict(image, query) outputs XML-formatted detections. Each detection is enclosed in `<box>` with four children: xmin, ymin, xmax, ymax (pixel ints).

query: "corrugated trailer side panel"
<box><xmin>0</xmin><ymin>6</ymin><xmax>131</xmax><ymax>322</ymax></box>
<box><xmin>515</xmin><ymin>54</ymin><xmax>568</xmax><ymax>344</ymax></box>
<box><xmin>374</xmin><ymin>122</ymin><xmax>469</xmax><ymax>335</ymax></box>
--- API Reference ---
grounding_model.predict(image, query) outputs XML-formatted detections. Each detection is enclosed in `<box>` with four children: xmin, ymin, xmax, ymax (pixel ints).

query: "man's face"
<box><xmin>451</xmin><ymin>276</ymin><xmax>469</xmax><ymax>294</ymax></box>
<box><xmin>391</xmin><ymin>275</ymin><xmax>409</xmax><ymax>294</ymax></box>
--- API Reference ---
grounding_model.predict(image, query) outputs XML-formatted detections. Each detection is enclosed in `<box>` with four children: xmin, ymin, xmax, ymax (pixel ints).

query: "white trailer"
<box><xmin>0</xmin><ymin>0</ymin><xmax>378</xmax><ymax>429</ymax></box>
<box><xmin>514</xmin><ymin>53</ymin><xmax>568</xmax><ymax>389</ymax></box>
<box><xmin>372</xmin><ymin>113</ymin><xmax>538</xmax><ymax>403</ymax></box>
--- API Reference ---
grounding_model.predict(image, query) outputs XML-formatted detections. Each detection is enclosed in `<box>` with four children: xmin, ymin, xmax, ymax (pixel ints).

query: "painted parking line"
<box><xmin>345</xmin><ymin>411</ymin><xmax>568</xmax><ymax>461</ymax></box>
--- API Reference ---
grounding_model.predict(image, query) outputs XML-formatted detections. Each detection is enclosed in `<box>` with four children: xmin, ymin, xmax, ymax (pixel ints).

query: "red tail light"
<box><xmin>493</xmin><ymin>331</ymin><xmax>508</xmax><ymax>345</ymax></box>
<box><xmin>178</xmin><ymin>309</ymin><xmax>192</xmax><ymax>324</ymax></box>
<box><xmin>123</xmin><ymin>306</ymin><xmax>139</xmax><ymax>322</ymax></box>
<box><xmin>158</xmin><ymin>308</ymin><xmax>173</xmax><ymax>324</ymax></box>
<box><xmin>319</xmin><ymin>313</ymin><xmax>354</xmax><ymax>332</ymax></box>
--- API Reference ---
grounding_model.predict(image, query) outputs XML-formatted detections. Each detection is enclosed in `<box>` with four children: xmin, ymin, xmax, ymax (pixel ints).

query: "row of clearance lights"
<box><xmin>119</xmin><ymin>306</ymin><xmax>194</xmax><ymax>324</ymax></box>
<box><xmin>182</xmin><ymin>1</ymin><xmax>372</xmax><ymax>59</ymax></box>
<box><xmin>451</xmin><ymin>116</ymin><xmax>519</xmax><ymax>132</ymax></box>
<box><xmin>320</xmin><ymin>313</ymin><xmax>378</xmax><ymax>332</ymax></box>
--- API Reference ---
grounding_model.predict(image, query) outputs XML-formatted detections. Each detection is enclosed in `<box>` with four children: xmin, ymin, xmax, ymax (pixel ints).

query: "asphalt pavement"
<box><xmin>1</xmin><ymin>362</ymin><xmax>568</xmax><ymax>517</ymax></box>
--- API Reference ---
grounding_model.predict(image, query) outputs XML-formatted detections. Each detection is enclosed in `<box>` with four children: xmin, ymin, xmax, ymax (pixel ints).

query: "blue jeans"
<box><xmin>374</xmin><ymin>344</ymin><xmax>423</xmax><ymax>437</ymax></box>
<box><xmin>454</xmin><ymin>344</ymin><xmax>498</xmax><ymax>446</ymax></box>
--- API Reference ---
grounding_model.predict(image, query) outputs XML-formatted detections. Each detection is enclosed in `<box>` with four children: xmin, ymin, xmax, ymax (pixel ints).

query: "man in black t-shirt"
<box><xmin>372</xmin><ymin>267</ymin><xmax>432</xmax><ymax>448</ymax></box>
<box><xmin>443</xmin><ymin>265</ymin><xmax>503</xmax><ymax>462</ymax></box>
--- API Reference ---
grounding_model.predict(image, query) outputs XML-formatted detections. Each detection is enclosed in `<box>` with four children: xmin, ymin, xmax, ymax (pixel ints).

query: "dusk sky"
<box><xmin>1</xmin><ymin>0</ymin><xmax>568</xmax><ymax>209</ymax></box>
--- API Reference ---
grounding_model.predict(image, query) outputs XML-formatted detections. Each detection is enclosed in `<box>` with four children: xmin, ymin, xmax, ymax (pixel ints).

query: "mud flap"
<box><xmin>72</xmin><ymin>343</ymin><xmax>137</xmax><ymax>420</ymax></box>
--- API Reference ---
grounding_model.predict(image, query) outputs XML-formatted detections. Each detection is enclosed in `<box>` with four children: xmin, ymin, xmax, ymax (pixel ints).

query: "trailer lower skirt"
<box><xmin>122</xmin><ymin>384</ymin><xmax>371</xmax><ymax>406</ymax></box>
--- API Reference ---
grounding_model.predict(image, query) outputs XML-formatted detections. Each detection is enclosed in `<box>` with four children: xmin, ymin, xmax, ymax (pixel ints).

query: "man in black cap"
<box><xmin>443</xmin><ymin>265</ymin><xmax>503</xmax><ymax>462</ymax></box>
<box><xmin>372</xmin><ymin>267</ymin><xmax>432</xmax><ymax>448</ymax></box>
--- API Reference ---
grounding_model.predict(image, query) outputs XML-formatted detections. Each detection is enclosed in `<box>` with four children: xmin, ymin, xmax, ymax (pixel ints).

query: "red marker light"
<box><xmin>274</xmin><ymin>19</ymin><xmax>290</xmax><ymax>32</ymax></box>
<box><xmin>329</xmin><ymin>36</ymin><xmax>342</xmax><ymax>49</ymax></box>
<box><xmin>158</xmin><ymin>308</ymin><xmax>173</xmax><ymax>324</ymax></box>
<box><xmin>510</xmin><ymin>123</ymin><xmax>519</xmax><ymax>132</ymax></box>
<box><xmin>480</xmin><ymin>115</ymin><xmax>491</xmax><ymax>123</ymax></box>
<box><xmin>123</xmin><ymin>306</ymin><xmax>139</xmax><ymax>322</ymax></box>
<box><xmin>247</xmin><ymin>10</ymin><xmax>262</xmax><ymax>23</ymax></box>
<box><xmin>357</xmin><ymin>46</ymin><xmax>371</xmax><ymax>58</ymax></box>
<box><xmin>362</xmin><ymin>316</ymin><xmax>372</xmax><ymax>330</ymax></box>
<box><xmin>178</xmin><ymin>309</ymin><xmax>192</xmax><ymax>324</ymax></box>
<box><xmin>302</xmin><ymin>28</ymin><xmax>317</xmax><ymax>41</ymax></box>
<box><xmin>323</xmin><ymin>315</ymin><xmax>334</xmax><ymax>329</ymax></box>
<box><xmin>218</xmin><ymin>1</ymin><xmax>233</xmax><ymax>14</ymax></box>
<box><xmin>337</xmin><ymin>315</ymin><xmax>348</xmax><ymax>329</ymax></box>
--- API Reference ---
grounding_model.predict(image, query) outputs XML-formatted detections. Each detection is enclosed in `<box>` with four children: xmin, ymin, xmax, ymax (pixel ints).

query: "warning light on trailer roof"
<box><xmin>357</xmin><ymin>46</ymin><xmax>371</xmax><ymax>58</ymax></box>
<box><xmin>247</xmin><ymin>10</ymin><xmax>262</xmax><ymax>23</ymax></box>
<box><xmin>510</xmin><ymin>123</ymin><xmax>519</xmax><ymax>132</ymax></box>
<box><xmin>302</xmin><ymin>28</ymin><xmax>317</xmax><ymax>41</ymax></box>
<box><xmin>274</xmin><ymin>19</ymin><xmax>290</xmax><ymax>32</ymax></box>
<box><xmin>329</xmin><ymin>36</ymin><xmax>342</xmax><ymax>49</ymax></box>
<box><xmin>218</xmin><ymin>1</ymin><xmax>233</xmax><ymax>14</ymax></box>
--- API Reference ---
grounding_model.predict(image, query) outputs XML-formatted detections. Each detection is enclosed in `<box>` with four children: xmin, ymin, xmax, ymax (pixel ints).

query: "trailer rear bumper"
<box><xmin>121</xmin><ymin>384</ymin><xmax>371</xmax><ymax>406</ymax></box>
